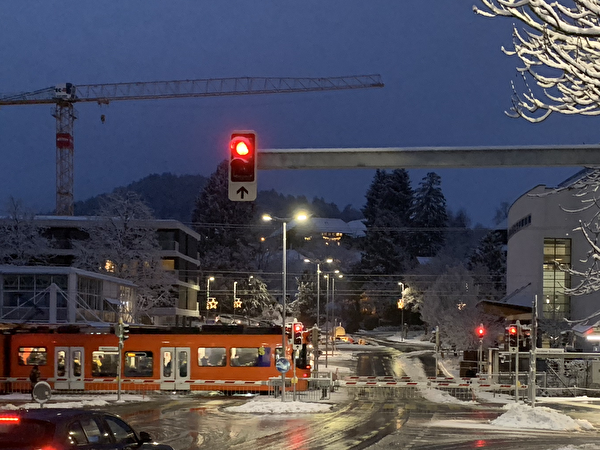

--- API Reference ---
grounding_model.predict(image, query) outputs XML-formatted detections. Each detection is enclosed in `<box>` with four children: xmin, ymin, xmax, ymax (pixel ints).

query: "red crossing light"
<box><xmin>476</xmin><ymin>324</ymin><xmax>485</xmax><ymax>338</ymax></box>
<box><xmin>508</xmin><ymin>326</ymin><xmax>517</xmax><ymax>335</ymax></box>
<box><xmin>229</xmin><ymin>132</ymin><xmax>256</xmax><ymax>182</ymax></box>
<box><xmin>293</xmin><ymin>322</ymin><xmax>303</xmax><ymax>347</ymax></box>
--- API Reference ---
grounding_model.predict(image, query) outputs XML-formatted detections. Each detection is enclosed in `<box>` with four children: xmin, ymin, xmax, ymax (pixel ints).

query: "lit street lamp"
<box><xmin>331</xmin><ymin>273</ymin><xmax>343</xmax><ymax>354</ymax></box>
<box><xmin>262</xmin><ymin>211</ymin><xmax>308</xmax><ymax>402</ymax></box>
<box><xmin>205</xmin><ymin>276</ymin><xmax>214</xmax><ymax>322</ymax></box>
<box><xmin>398</xmin><ymin>282</ymin><xmax>405</xmax><ymax>341</ymax></box>
<box><xmin>303</xmin><ymin>257</ymin><xmax>332</xmax><ymax>375</ymax></box>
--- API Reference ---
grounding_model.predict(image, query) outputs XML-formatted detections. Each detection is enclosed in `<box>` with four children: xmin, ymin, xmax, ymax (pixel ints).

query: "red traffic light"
<box><xmin>229</xmin><ymin>132</ymin><xmax>256</xmax><ymax>183</ymax></box>
<box><xmin>477</xmin><ymin>325</ymin><xmax>485</xmax><ymax>337</ymax></box>
<box><xmin>293</xmin><ymin>323</ymin><xmax>303</xmax><ymax>333</ymax></box>
<box><xmin>508</xmin><ymin>326</ymin><xmax>517</xmax><ymax>335</ymax></box>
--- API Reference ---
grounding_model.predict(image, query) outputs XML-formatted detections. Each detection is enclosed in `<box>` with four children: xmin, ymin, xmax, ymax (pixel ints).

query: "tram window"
<box><xmin>197</xmin><ymin>347</ymin><xmax>226</xmax><ymax>367</ymax></box>
<box><xmin>123</xmin><ymin>351</ymin><xmax>153</xmax><ymax>377</ymax></box>
<box><xmin>230</xmin><ymin>347</ymin><xmax>271</xmax><ymax>367</ymax></box>
<box><xmin>91</xmin><ymin>351</ymin><xmax>118</xmax><ymax>377</ymax></box>
<box><xmin>18</xmin><ymin>347</ymin><xmax>47</xmax><ymax>366</ymax></box>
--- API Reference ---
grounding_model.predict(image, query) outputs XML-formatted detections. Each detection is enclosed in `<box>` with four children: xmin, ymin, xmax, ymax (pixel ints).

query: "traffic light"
<box><xmin>476</xmin><ymin>324</ymin><xmax>485</xmax><ymax>339</ymax></box>
<box><xmin>507</xmin><ymin>325</ymin><xmax>518</xmax><ymax>351</ymax></box>
<box><xmin>228</xmin><ymin>131</ymin><xmax>257</xmax><ymax>201</ymax></box>
<box><xmin>293</xmin><ymin>321</ymin><xmax>303</xmax><ymax>349</ymax></box>
<box><xmin>122</xmin><ymin>323</ymin><xmax>130</xmax><ymax>341</ymax></box>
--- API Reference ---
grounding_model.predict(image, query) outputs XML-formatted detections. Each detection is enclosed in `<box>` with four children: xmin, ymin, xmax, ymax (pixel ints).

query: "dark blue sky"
<box><xmin>0</xmin><ymin>1</ymin><xmax>592</xmax><ymax>226</ymax></box>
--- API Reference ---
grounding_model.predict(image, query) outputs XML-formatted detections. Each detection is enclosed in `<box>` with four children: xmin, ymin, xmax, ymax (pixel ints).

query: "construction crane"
<box><xmin>0</xmin><ymin>75</ymin><xmax>384</xmax><ymax>216</ymax></box>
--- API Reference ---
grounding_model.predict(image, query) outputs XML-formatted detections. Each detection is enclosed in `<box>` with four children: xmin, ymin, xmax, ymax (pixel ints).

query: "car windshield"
<box><xmin>0</xmin><ymin>418</ymin><xmax>55</xmax><ymax>448</ymax></box>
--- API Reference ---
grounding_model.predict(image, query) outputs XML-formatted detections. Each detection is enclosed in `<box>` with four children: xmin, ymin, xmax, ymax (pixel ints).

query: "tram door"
<box><xmin>160</xmin><ymin>347</ymin><xmax>190</xmax><ymax>391</ymax></box>
<box><xmin>54</xmin><ymin>347</ymin><xmax>84</xmax><ymax>390</ymax></box>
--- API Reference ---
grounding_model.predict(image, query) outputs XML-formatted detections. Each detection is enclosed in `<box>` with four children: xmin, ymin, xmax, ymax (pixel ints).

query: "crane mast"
<box><xmin>0</xmin><ymin>75</ymin><xmax>383</xmax><ymax>215</ymax></box>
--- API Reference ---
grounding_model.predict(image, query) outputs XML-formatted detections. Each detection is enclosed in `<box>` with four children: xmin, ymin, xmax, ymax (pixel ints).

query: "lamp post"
<box><xmin>398</xmin><ymin>282</ymin><xmax>405</xmax><ymax>341</ymax></box>
<box><xmin>331</xmin><ymin>273</ymin><xmax>343</xmax><ymax>354</ymax></box>
<box><xmin>262</xmin><ymin>212</ymin><xmax>308</xmax><ymax>402</ymax></box>
<box><xmin>233</xmin><ymin>281</ymin><xmax>238</xmax><ymax>322</ymax></box>
<box><xmin>205</xmin><ymin>276</ymin><xmax>214</xmax><ymax>322</ymax></box>
<box><xmin>303</xmin><ymin>258</ymin><xmax>332</xmax><ymax>375</ymax></box>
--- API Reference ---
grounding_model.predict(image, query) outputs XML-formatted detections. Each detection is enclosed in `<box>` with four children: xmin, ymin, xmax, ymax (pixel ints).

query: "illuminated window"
<box><xmin>161</xmin><ymin>259</ymin><xmax>175</xmax><ymax>271</ymax></box>
<box><xmin>123</xmin><ymin>351</ymin><xmax>153</xmax><ymax>377</ymax></box>
<box><xmin>230</xmin><ymin>347</ymin><xmax>271</xmax><ymax>367</ymax></box>
<box><xmin>543</xmin><ymin>238</ymin><xmax>571</xmax><ymax>320</ymax></box>
<box><xmin>18</xmin><ymin>347</ymin><xmax>47</xmax><ymax>366</ymax></box>
<box><xmin>197</xmin><ymin>347</ymin><xmax>226</xmax><ymax>367</ymax></box>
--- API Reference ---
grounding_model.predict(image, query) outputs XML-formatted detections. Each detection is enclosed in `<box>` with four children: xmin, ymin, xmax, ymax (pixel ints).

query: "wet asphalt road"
<box><xmin>102</xmin><ymin>340</ymin><xmax>600</xmax><ymax>449</ymax></box>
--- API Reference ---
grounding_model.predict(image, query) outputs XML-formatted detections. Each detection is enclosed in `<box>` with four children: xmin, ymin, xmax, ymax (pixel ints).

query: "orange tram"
<box><xmin>0</xmin><ymin>324</ymin><xmax>312</xmax><ymax>393</ymax></box>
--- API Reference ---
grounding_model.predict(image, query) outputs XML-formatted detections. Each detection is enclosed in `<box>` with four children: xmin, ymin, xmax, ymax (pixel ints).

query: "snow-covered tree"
<box><xmin>468</xmin><ymin>230</ymin><xmax>506</xmax><ymax>300</ymax></box>
<box><xmin>192</xmin><ymin>160</ymin><xmax>257</xmax><ymax>271</ymax></box>
<box><xmin>409</xmin><ymin>172</ymin><xmax>447</xmax><ymax>257</ymax></box>
<box><xmin>72</xmin><ymin>191</ymin><xmax>176</xmax><ymax>321</ymax></box>
<box><xmin>236</xmin><ymin>276</ymin><xmax>280</xmax><ymax>323</ymax></box>
<box><xmin>419</xmin><ymin>265</ymin><xmax>500</xmax><ymax>350</ymax></box>
<box><xmin>475</xmin><ymin>0</ymin><xmax>600</xmax><ymax>121</ymax></box>
<box><xmin>0</xmin><ymin>197</ymin><xmax>53</xmax><ymax>265</ymax></box>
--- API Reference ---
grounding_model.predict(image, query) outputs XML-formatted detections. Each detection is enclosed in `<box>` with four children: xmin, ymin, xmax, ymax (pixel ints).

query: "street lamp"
<box><xmin>331</xmin><ymin>273</ymin><xmax>343</xmax><ymax>354</ymax></box>
<box><xmin>205</xmin><ymin>276</ymin><xmax>214</xmax><ymax>322</ymax></box>
<box><xmin>398</xmin><ymin>282</ymin><xmax>405</xmax><ymax>341</ymax></box>
<box><xmin>303</xmin><ymin>258</ymin><xmax>333</xmax><ymax>328</ymax></box>
<box><xmin>262</xmin><ymin>211</ymin><xmax>308</xmax><ymax>402</ymax></box>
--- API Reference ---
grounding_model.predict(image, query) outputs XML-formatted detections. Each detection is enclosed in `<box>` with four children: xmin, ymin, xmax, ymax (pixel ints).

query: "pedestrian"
<box><xmin>29</xmin><ymin>365</ymin><xmax>40</xmax><ymax>398</ymax></box>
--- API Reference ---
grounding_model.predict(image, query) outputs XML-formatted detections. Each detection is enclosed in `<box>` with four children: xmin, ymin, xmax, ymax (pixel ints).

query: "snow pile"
<box><xmin>225</xmin><ymin>397</ymin><xmax>332</xmax><ymax>414</ymax></box>
<box><xmin>0</xmin><ymin>394</ymin><xmax>149</xmax><ymax>410</ymax></box>
<box><xmin>491</xmin><ymin>403</ymin><xmax>595</xmax><ymax>431</ymax></box>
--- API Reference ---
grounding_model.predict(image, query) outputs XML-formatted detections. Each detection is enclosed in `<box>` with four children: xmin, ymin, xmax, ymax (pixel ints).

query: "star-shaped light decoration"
<box><xmin>207</xmin><ymin>297</ymin><xmax>218</xmax><ymax>310</ymax></box>
<box><xmin>233</xmin><ymin>298</ymin><xmax>242</xmax><ymax>309</ymax></box>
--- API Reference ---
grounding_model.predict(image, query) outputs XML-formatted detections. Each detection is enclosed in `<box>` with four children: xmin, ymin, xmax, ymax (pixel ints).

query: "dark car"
<box><xmin>0</xmin><ymin>408</ymin><xmax>173</xmax><ymax>450</ymax></box>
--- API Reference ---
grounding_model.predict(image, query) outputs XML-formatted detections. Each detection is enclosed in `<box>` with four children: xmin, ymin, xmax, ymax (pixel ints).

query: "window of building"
<box><xmin>543</xmin><ymin>238</ymin><xmax>571</xmax><ymax>320</ymax></box>
<box><xmin>162</xmin><ymin>259</ymin><xmax>175</xmax><ymax>271</ymax></box>
<box><xmin>78</xmin><ymin>277</ymin><xmax>102</xmax><ymax>310</ymax></box>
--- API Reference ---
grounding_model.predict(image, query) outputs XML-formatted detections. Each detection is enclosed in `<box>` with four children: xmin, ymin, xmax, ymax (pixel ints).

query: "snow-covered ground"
<box><xmin>1</xmin><ymin>330</ymin><xmax>598</xmax><ymax>446</ymax></box>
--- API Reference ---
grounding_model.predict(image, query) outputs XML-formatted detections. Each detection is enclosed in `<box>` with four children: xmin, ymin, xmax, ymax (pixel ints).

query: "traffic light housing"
<box><xmin>122</xmin><ymin>323</ymin><xmax>130</xmax><ymax>341</ymax></box>
<box><xmin>293</xmin><ymin>321</ymin><xmax>303</xmax><ymax>349</ymax></box>
<box><xmin>228</xmin><ymin>131</ymin><xmax>257</xmax><ymax>201</ymax></box>
<box><xmin>476</xmin><ymin>324</ymin><xmax>485</xmax><ymax>339</ymax></box>
<box><xmin>507</xmin><ymin>325</ymin><xmax>518</xmax><ymax>351</ymax></box>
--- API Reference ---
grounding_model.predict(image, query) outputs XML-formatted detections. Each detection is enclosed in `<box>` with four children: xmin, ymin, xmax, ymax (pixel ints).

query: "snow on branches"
<box><xmin>475</xmin><ymin>0</ymin><xmax>600</xmax><ymax>121</ymax></box>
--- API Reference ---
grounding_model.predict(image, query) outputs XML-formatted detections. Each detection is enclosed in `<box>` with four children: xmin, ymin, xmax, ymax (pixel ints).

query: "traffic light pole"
<box><xmin>515</xmin><ymin>320</ymin><xmax>520</xmax><ymax>403</ymax></box>
<box><xmin>529</xmin><ymin>295</ymin><xmax>538</xmax><ymax>407</ymax></box>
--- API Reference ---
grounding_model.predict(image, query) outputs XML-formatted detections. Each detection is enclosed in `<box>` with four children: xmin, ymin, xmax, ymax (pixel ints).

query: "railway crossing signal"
<box><xmin>292</xmin><ymin>321</ymin><xmax>303</xmax><ymax>349</ymax></box>
<box><xmin>228</xmin><ymin>131</ymin><xmax>257</xmax><ymax>201</ymax></box>
<box><xmin>476</xmin><ymin>324</ymin><xmax>485</xmax><ymax>340</ymax></box>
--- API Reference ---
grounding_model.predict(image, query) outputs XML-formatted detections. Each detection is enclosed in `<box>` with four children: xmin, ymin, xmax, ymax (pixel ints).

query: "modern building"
<box><xmin>505</xmin><ymin>169</ymin><xmax>600</xmax><ymax>349</ymax></box>
<box><xmin>0</xmin><ymin>265</ymin><xmax>136</xmax><ymax>327</ymax></box>
<box><xmin>1</xmin><ymin>216</ymin><xmax>202</xmax><ymax>326</ymax></box>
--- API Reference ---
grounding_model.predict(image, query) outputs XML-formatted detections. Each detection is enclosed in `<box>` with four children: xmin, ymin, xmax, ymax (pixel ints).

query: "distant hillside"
<box><xmin>74</xmin><ymin>173</ymin><xmax>208</xmax><ymax>223</ymax></box>
<box><xmin>74</xmin><ymin>173</ymin><xmax>364</xmax><ymax>223</ymax></box>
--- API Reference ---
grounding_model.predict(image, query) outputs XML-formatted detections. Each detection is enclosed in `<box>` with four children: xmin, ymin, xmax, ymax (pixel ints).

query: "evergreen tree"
<box><xmin>409</xmin><ymin>172</ymin><xmax>448</xmax><ymax>257</ymax></box>
<box><xmin>468</xmin><ymin>230</ymin><xmax>506</xmax><ymax>300</ymax></box>
<box><xmin>360</xmin><ymin>169</ymin><xmax>413</xmax><ymax>275</ymax></box>
<box><xmin>192</xmin><ymin>160</ymin><xmax>257</xmax><ymax>271</ymax></box>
